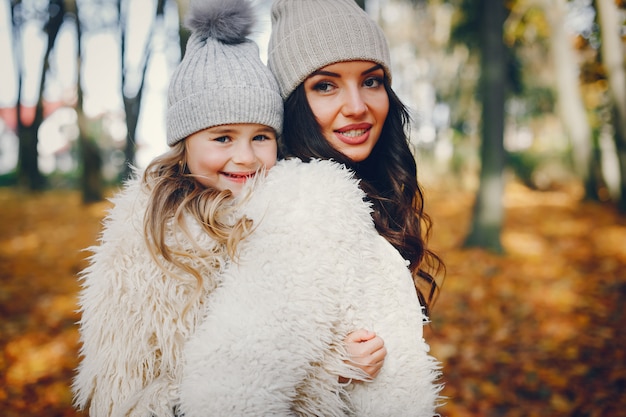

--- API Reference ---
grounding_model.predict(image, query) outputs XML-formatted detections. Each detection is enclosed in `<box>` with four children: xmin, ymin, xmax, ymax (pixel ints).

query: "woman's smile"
<box><xmin>304</xmin><ymin>61</ymin><xmax>389</xmax><ymax>162</ymax></box>
<box><xmin>335</xmin><ymin>123</ymin><xmax>373</xmax><ymax>145</ymax></box>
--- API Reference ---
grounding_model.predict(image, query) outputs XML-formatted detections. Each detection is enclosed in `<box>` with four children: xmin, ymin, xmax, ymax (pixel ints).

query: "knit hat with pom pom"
<box><xmin>167</xmin><ymin>0</ymin><xmax>283</xmax><ymax>146</ymax></box>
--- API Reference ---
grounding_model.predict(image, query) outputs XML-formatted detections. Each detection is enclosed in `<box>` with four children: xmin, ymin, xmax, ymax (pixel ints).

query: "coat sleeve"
<box><xmin>72</xmin><ymin>179</ymin><xmax>216</xmax><ymax>417</ymax></box>
<box><xmin>343</xmin><ymin>234</ymin><xmax>443</xmax><ymax>416</ymax></box>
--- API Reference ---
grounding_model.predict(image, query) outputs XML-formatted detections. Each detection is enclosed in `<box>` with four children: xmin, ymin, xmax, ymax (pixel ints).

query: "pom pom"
<box><xmin>184</xmin><ymin>0</ymin><xmax>255</xmax><ymax>44</ymax></box>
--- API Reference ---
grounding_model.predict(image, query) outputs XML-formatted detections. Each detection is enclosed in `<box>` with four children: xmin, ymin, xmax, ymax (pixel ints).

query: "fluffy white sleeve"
<box><xmin>73</xmin><ymin>179</ymin><xmax>220</xmax><ymax>417</ymax></box>
<box><xmin>343</xmin><ymin>234</ymin><xmax>443</xmax><ymax>416</ymax></box>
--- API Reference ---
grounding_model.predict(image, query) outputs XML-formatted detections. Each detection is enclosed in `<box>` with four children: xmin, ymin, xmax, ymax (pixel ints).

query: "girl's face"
<box><xmin>185</xmin><ymin>123</ymin><xmax>277</xmax><ymax>196</ymax></box>
<box><xmin>303</xmin><ymin>60</ymin><xmax>389</xmax><ymax>162</ymax></box>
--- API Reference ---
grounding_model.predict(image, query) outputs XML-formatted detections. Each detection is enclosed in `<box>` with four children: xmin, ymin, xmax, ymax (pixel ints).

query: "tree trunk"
<box><xmin>463</xmin><ymin>0</ymin><xmax>507</xmax><ymax>253</ymax></box>
<box><xmin>13</xmin><ymin>0</ymin><xmax>62</xmax><ymax>191</ymax></box>
<box><xmin>71</xmin><ymin>0</ymin><xmax>103</xmax><ymax>203</ymax></box>
<box><xmin>122</xmin><ymin>95</ymin><xmax>140</xmax><ymax>179</ymax></box>
<box><xmin>543</xmin><ymin>0</ymin><xmax>593</xmax><ymax>194</ymax></box>
<box><xmin>595</xmin><ymin>0</ymin><xmax>626</xmax><ymax>212</ymax></box>
<box><xmin>17</xmin><ymin>123</ymin><xmax>45</xmax><ymax>190</ymax></box>
<box><xmin>120</xmin><ymin>0</ymin><xmax>165</xmax><ymax>180</ymax></box>
<box><xmin>586</xmin><ymin>132</ymin><xmax>609</xmax><ymax>201</ymax></box>
<box><xmin>18</xmin><ymin>0</ymin><xmax>65</xmax><ymax>190</ymax></box>
<box><xmin>176</xmin><ymin>0</ymin><xmax>191</xmax><ymax>57</ymax></box>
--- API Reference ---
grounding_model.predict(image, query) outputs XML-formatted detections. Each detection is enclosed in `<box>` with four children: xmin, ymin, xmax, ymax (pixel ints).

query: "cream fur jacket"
<box><xmin>72</xmin><ymin>174</ymin><xmax>227</xmax><ymax>417</ymax></box>
<box><xmin>179</xmin><ymin>158</ymin><xmax>442</xmax><ymax>416</ymax></box>
<box><xmin>73</xmin><ymin>158</ymin><xmax>441</xmax><ymax>417</ymax></box>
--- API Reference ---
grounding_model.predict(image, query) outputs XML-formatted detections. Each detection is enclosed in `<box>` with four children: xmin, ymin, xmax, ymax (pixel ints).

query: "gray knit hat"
<box><xmin>267</xmin><ymin>0</ymin><xmax>391</xmax><ymax>100</ymax></box>
<box><xmin>167</xmin><ymin>0</ymin><xmax>283</xmax><ymax>146</ymax></box>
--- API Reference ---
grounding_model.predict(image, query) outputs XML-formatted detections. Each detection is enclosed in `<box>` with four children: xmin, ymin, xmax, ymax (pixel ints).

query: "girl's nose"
<box><xmin>232</xmin><ymin>140</ymin><xmax>256</xmax><ymax>165</ymax></box>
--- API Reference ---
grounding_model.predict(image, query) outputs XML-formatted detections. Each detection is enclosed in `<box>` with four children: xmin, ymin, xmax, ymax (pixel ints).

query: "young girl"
<box><xmin>179</xmin><ymin>0</ymin><xmax>443</xmax><ymax>416</ymax></box>
<box><xmin>72</xmin><ymin>1</ymin><xmax>383</xmax><ymax>416</ymax></box>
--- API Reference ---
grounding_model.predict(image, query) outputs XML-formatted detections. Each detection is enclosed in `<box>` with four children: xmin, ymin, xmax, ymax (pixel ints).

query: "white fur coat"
<box><xmin>72</xmin><ymin>177</ymin><xmax>227</xmax><ymax>417</ymax></box>
<box><xmin>73</xmin><ymin>158</ymin><xmax>442</xmax><ymax>417</ymax></box>
<box><xmin>179</xmin><ymin>158</ymin><xmax>442</xmax><ymax>416</ymax></box>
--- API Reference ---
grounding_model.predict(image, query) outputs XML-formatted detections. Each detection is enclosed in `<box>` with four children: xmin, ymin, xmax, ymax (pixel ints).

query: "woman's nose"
<box><xmin>341</xmin><ymin>87</ymin><xmax>367</xmax><ymax>117</ymax></box>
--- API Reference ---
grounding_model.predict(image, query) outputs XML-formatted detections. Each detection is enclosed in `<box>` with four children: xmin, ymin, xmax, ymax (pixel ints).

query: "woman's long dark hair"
<box><xmin>282</xmin><ymin>80</ymin><xmax>443</xmax><ymax>315</ymax></box>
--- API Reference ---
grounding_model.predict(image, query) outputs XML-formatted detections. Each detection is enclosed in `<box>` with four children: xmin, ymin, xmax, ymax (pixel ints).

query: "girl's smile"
<box><xmin>185</xmin><ymin>123</ymin><xmax>278</xmax><ymax>195</ymax></box>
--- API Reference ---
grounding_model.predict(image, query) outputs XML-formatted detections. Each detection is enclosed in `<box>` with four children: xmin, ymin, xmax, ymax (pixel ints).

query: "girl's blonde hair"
<box><xmin>141</xmin><ymin>141</ymin><xmax>253</xmax><ymax>310</ymax></box>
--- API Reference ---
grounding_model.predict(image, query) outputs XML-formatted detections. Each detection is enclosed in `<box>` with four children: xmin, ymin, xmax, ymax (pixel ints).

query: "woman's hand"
<box><xmin>339</xmin><ymin>329</ymin><xmax>387</xmax><ymax>383</ymax></box>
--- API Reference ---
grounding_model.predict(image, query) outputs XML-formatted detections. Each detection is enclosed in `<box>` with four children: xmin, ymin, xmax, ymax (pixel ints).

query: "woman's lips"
<box><xmin>335</xmin><ymin>124</ymin><xmax>372</xmax><ymax>145</ymax></box>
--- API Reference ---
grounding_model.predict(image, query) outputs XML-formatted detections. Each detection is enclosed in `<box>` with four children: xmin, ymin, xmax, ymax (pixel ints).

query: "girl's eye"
<box><xmin>214</xmin><ymin>136</ymin><xmax>230</xmax><ymax>143</ymax></box>
<box><xmin>313</xmin><ymin>81</ymin><xmax>335</xmax><ymax>93</ymax></box>
<box><xmin>363</xmin><ymin>76</ymin><xmax>383</xmax><ymax>88</ymax></box>
<box><xmin>253</xmin><ymin>134</ymin><xmax>273</xmax><ymax>142</ymax></box>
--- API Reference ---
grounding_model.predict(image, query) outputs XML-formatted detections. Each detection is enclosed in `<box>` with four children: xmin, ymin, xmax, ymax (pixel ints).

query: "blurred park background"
<box><xmin>1</xmin><ymin>0</ymin><xmax>625</xmax><ymax>415</ymax></box>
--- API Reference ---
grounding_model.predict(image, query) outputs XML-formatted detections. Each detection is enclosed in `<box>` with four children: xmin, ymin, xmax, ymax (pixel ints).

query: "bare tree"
<box><xmin>118</xmin><ymin>0</ymin><xmax>166</xmax><ymax>181</ymax></box>
<box><xmin>176</xmin><ymin>0</ymin><xmax>190</xmax><ymax>57</ymax></box>
<box><xmin>63</xmin><ymin>0</ymin><xmax>104</xmax><ymax>202</ymax></box>
<box><xmin>10</xmin><ymin>1</ymin><xmax>27</xmax><ymax>185</ymax></box>
<box><xmin>541</xmin><ymin>0</ymin><xmax>594</xmax><ymax>193</ymax></box>
<box><xmin>595</xmin><ymin>0</ymin><xmax>626</xmax><ymax>211</ymax></box>
<box><xmin>11</xmin><ymin>0</ymin><xmax>65</xmax><ymax>190</ymax></box>
<box><xmin>463</xmin><ymin>0</ymin><xmax>508</xmax><ymax>253</ymax></box>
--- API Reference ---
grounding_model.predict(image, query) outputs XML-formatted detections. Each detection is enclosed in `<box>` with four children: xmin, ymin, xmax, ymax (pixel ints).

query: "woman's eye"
<box><xmin>313</xmin><ymin>81</ymin><xmax>335</xmax><ymax>92</ymax></box>
<box><xmin>364</xmin><ymin>77</ymin><xmax>383</xmax><ymax>88</ymax></box>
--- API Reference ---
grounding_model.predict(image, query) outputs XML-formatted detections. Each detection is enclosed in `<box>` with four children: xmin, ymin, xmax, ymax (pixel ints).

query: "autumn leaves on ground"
<box><xmin>1</xmin><ymin>182</ymin><xmax>625</xmax><ymax>417</ymax></box>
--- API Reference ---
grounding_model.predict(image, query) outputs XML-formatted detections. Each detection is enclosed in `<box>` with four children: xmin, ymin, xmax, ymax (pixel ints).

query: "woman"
<box><xmin>179</xmin><ymin>0</ymin><xmax>443</xmax><ymax>416</ymax></box>
<box><xmin>270</xmin><ymin>0</ymin><xmax>442</xmax><ymax>317</ymax></box>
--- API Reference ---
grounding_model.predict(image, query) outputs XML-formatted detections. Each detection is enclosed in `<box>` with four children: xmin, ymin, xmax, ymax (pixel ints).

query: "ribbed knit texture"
<box><xmin>267</xmin><ymin>0</ymin><xmax>391</xmax><ymax>99</ymax></box>
<box><xmin>166</xmin><ymin>0</ymin><xmax>283</xmax><ymax>146</ymax></box>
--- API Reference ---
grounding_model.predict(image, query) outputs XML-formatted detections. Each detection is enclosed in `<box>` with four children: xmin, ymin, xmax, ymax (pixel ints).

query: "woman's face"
<box><xmin>303</xmin><ymin>60</ymin><xmax>389</xmax><ymax>162</ymax></box>
<box><xmin>185</xmin><ymin>123</ymin><xmax>277</xmax><ymax>196</ymax></box>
